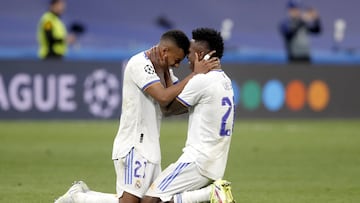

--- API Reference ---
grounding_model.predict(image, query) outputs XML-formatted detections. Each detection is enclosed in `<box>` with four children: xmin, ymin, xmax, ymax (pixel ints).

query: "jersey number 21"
<box><xmin>220</xmin><ymin>97</ymin><xmax>235</xmax><ymax>136</ymax></box>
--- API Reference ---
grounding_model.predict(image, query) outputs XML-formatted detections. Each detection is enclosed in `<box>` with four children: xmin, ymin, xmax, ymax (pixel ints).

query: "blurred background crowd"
<box><xmin>0</xmin><ymin>0</ymin><xmax>359</xmax><ymax>63</ymax></box>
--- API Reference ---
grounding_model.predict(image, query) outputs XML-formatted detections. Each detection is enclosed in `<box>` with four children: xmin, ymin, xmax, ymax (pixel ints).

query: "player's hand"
<box><xmin>193</xmin><ymin>50</ymin><xmax>220</xmax><ymax>74</ymax></box>
<box><xmin>149</xmin><ymin>46</ymin><xmax>168</xmax><ymax>73</ymax></box>
<box><xmin>302</xmin><ymin>8</ymin><xmax>319</xmax><ymax>22</ymax></box>
<box><xmin>163</xmin><ymin>68</ymin><xmax>172</xmax><ymax>87</ymax></box>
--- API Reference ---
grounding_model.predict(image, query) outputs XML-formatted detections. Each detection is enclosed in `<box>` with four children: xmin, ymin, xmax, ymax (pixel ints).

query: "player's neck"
<box><xmin>145</xmin><ymin>49</ymin><xmax>150</xmax><ymax>58</ymax></box>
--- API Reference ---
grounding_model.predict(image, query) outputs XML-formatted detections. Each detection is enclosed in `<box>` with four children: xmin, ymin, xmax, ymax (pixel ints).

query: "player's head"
<box><xmin>158</xmin><ymin>29</ymin><xmax>190</xmax><ymax>68</ymax></box>
<box><xmin>287</xmin><ymin>0</ymin><xmax>302</xmax><ymax>18</ymax></box>
<box><xmin>188</xmin><ymin>27</ymin><xmax>224</xmax><ymax>70</ymax></box>
<box><xmin>50</xmin><ymin>0</ymin><xmax>66</xmax><ymax>16</ymax></box>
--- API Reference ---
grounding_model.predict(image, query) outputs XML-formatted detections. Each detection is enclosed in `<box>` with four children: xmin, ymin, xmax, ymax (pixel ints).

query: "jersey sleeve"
<box><xmin>131</xmin><ymin>62</ymin><xmax>160</xmax><ymax>91</ymax></box>
<box><xmin>176</xmin><ymin>74</ymin><xmax>205</xmax><ymax>107</ymax></box>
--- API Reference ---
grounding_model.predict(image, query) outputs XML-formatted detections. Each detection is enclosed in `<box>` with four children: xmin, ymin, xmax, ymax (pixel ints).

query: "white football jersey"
<box><xmin>176</xmin><ymin>70</ymin><xmax>235</xmax><ymax>179</ymax></box>
<box><xmin>112</xmin><ymin>51</ymin><xmax>166</xmax><ymax>164</ymax></box>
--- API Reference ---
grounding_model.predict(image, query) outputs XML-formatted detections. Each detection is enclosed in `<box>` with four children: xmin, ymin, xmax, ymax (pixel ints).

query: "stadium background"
<box><xmin>1</xmin><ymin>0</ymin><xmax>360</xmax><ymax>62</ymax></box>
<box><xmin>0</xmin><ymin>0</ymin><xmax>360</xmax><ymax>202</ymax></box>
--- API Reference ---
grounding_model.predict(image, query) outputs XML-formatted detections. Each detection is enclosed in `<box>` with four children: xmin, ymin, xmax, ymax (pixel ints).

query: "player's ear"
<box><xmin>196</xmin><ymin>51</ymin><xmax>206</xmax><ymax>60</ymax></box>
<box><xmin>160</xmin><ymin>47</ymin><xmax>168</xmax><ymax>59</ymax></box>
<box><xmin>198</xmin><ymin>51</ymin><xmax>205</xmax><ymax>60</ymax></box>
<box><xmin>161</xmin><ymin>46</ymin><xmax>169</xmax><ymax>52</ymax></box>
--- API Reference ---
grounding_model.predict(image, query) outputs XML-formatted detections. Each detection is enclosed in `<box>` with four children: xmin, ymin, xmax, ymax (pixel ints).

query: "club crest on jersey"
<box><xmin>144</xmin><ymin>65</ymin><xmax>155</xmax><ymax>75</ymax></box>
<box><xmin>135</xmin><ymin>180</ymin><xmax>142</xmax><ymax>189</ymax></box>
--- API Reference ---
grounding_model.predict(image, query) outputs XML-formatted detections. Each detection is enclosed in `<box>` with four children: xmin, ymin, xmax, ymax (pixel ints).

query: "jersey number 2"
<box><xmin>220</xmin><ymin>97</ymin><xmax>234</xmax><ymax>136</ymax></box>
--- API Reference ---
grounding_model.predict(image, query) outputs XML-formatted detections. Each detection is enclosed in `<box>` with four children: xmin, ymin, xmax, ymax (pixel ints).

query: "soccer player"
<box><xmin>141</xmin><ymin>27</ymin><xmax>235</xmax><ymax>203</ymax></box>
<box><xmin>54</xmin><ymin>29</ymin><xmax>220</xmax><ymax>203</ymax></box>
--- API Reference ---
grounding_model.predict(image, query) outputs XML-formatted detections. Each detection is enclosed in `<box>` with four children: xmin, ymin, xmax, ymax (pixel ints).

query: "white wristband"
<box><xmin>203</xmin><ymin>54</ymin><xmax>211</xmax><ymax>60</ymax></box>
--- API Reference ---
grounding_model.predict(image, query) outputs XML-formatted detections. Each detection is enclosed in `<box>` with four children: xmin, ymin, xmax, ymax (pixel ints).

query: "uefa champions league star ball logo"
<box><xmin>144</xmin><ymin>64</ymin><xmax>155</xmax><ymax>74</ymax></box>
<box><xmin>83</xmin><ymin>69</ymin><xmax>120</xmax><ymax>118</ymax></box>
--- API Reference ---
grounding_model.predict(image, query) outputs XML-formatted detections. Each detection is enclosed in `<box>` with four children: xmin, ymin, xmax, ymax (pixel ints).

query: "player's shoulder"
<box><xmin>129</xmin><ymin>51</ymin><xmax>147</xmax><ymax>62</ymax></box>
<box><xmin>187</xmin><ymin>73</ymin><xmax>213</xmax><ymax>89</ymax></box>
<box><xmin>126</xmin><ymin>51</ymin><xmax>158</xmax><ymax>80</ymax></box>
<box><xmin>192</xmin><ymin>70</ymin><xmax>230</xmax><ymax>89</ymax></box>
<box><xmin>127</xmin><ymin>51</ymin><xmax>152</xmax><ymax>68</ymax></box>
<box><xmin>193</xmin><ymin>70</ymin><xmax>226</xmax><ymax>81</ymax></box>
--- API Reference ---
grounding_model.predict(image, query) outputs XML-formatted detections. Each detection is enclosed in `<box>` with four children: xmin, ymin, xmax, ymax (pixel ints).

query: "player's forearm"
<box><xmin>161</xmin><ymin>100</ymin><xmax>188</xmax><ymax>117</ymax></box>
<box><xmin>164</xmin><ymin>72</ymin><xmax>173</xmax><ymax>88</ymax></box>
<box><xmin>157</xmin><ymin>72</ymin><xmax>196</xmax><ymax>107</ymax></box>
<box><xmin>161</xmin><ymin>68</ymin><xmax>173</xmax><ymax>88</ymax></box>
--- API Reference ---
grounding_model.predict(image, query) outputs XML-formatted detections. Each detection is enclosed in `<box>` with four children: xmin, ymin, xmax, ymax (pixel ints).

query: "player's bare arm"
<box><xmin>145</xmin><ymin>49</ymin><xmax>218</xmax><ymax>107</ymax></box>
<box><xmin>144</xmin><ymin>73</ymin><xmax>195</xmax><ymax>106</ymax></box>
<box><xmin>159</xmin><ymin>51</ymin><xmax>221</xmax><ymax>116</ymax></box>
<box><xmin>162</xmin><ymin>98</ymin><xmax>189</xmax><ymax>117</ymax></box>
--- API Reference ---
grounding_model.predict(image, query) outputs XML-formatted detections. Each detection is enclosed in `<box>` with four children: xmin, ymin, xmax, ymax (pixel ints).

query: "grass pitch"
<box><xmin>0</xmin><ymin>119</ymin><xmax>360</xmax><ymax>203</ymax></box>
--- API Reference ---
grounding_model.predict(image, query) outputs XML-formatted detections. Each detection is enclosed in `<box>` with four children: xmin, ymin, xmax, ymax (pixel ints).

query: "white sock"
<box><xmin>87</xmin><ymin>190</ymin><xmax>117</xmax><ymax>197</ymax></box>
<box><xmin>74</xmin><ymin>190</ymin><xmax>119</xmax><ymax>203</ymax></box>
<box><xmin>174</xmin><ymin>185</ymin><xmax>212</xmax><ymax>203</ymax></box>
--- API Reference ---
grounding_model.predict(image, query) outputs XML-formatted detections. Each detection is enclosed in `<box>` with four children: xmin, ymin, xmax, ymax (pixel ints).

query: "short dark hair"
<box><xmin>50</xmin><ymin>0</ymin><xmax>63</xmax><ymax>5</ymax></box>
<box><xmin>192</xmin><ymin>28</ymin><xmax>224</xmax><ymax>59</ymax></box>
<box><xmin>161</xmin><ymin>30</ymin><xmax>190</xmax><ymax>56</ymax></box>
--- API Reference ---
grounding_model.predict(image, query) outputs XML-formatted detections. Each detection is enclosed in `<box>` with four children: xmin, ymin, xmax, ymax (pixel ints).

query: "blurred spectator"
<box><xmin>279</xmin><ymin>0</ymin><xmax>322</xmax><ymax>64</ymax></box>
<box><xmin>37</xmin><ymin>0</ymin><xmax>76</xmax><ymax>60</ymax></box>
<box><xmin>155</xmin><ymin>15</ymin><xmax>175</xmax><ymax>30</ymax></box>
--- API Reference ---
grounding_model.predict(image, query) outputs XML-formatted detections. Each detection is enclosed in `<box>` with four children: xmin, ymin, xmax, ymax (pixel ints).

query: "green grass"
<box><xmin>0</xmin><ymin>119</ymin><xmax>360</xmax><ymax>203</ymax></box>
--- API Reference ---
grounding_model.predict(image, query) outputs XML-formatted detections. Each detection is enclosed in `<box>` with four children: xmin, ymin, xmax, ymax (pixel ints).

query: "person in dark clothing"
<box><xmin>279</xmin><ymin>0</ymin><xmax>322</xmax><ymax>63</ymax></box>
<box><xmin>37</xmin><ymin>0</ymin><xmax>75</xmax><ymax>59</ymax></box>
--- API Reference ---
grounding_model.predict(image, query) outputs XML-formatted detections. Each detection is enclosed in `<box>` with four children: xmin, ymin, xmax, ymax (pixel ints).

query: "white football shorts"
<box><xmin>145</xmin><ymin>160</ymin><xmax>211</xmax><ymax>202</ymax></box>
<box><xmin>113</xmin><ymin>147</ymin><xmax>161</xmax><ymax>198</ymax></box>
